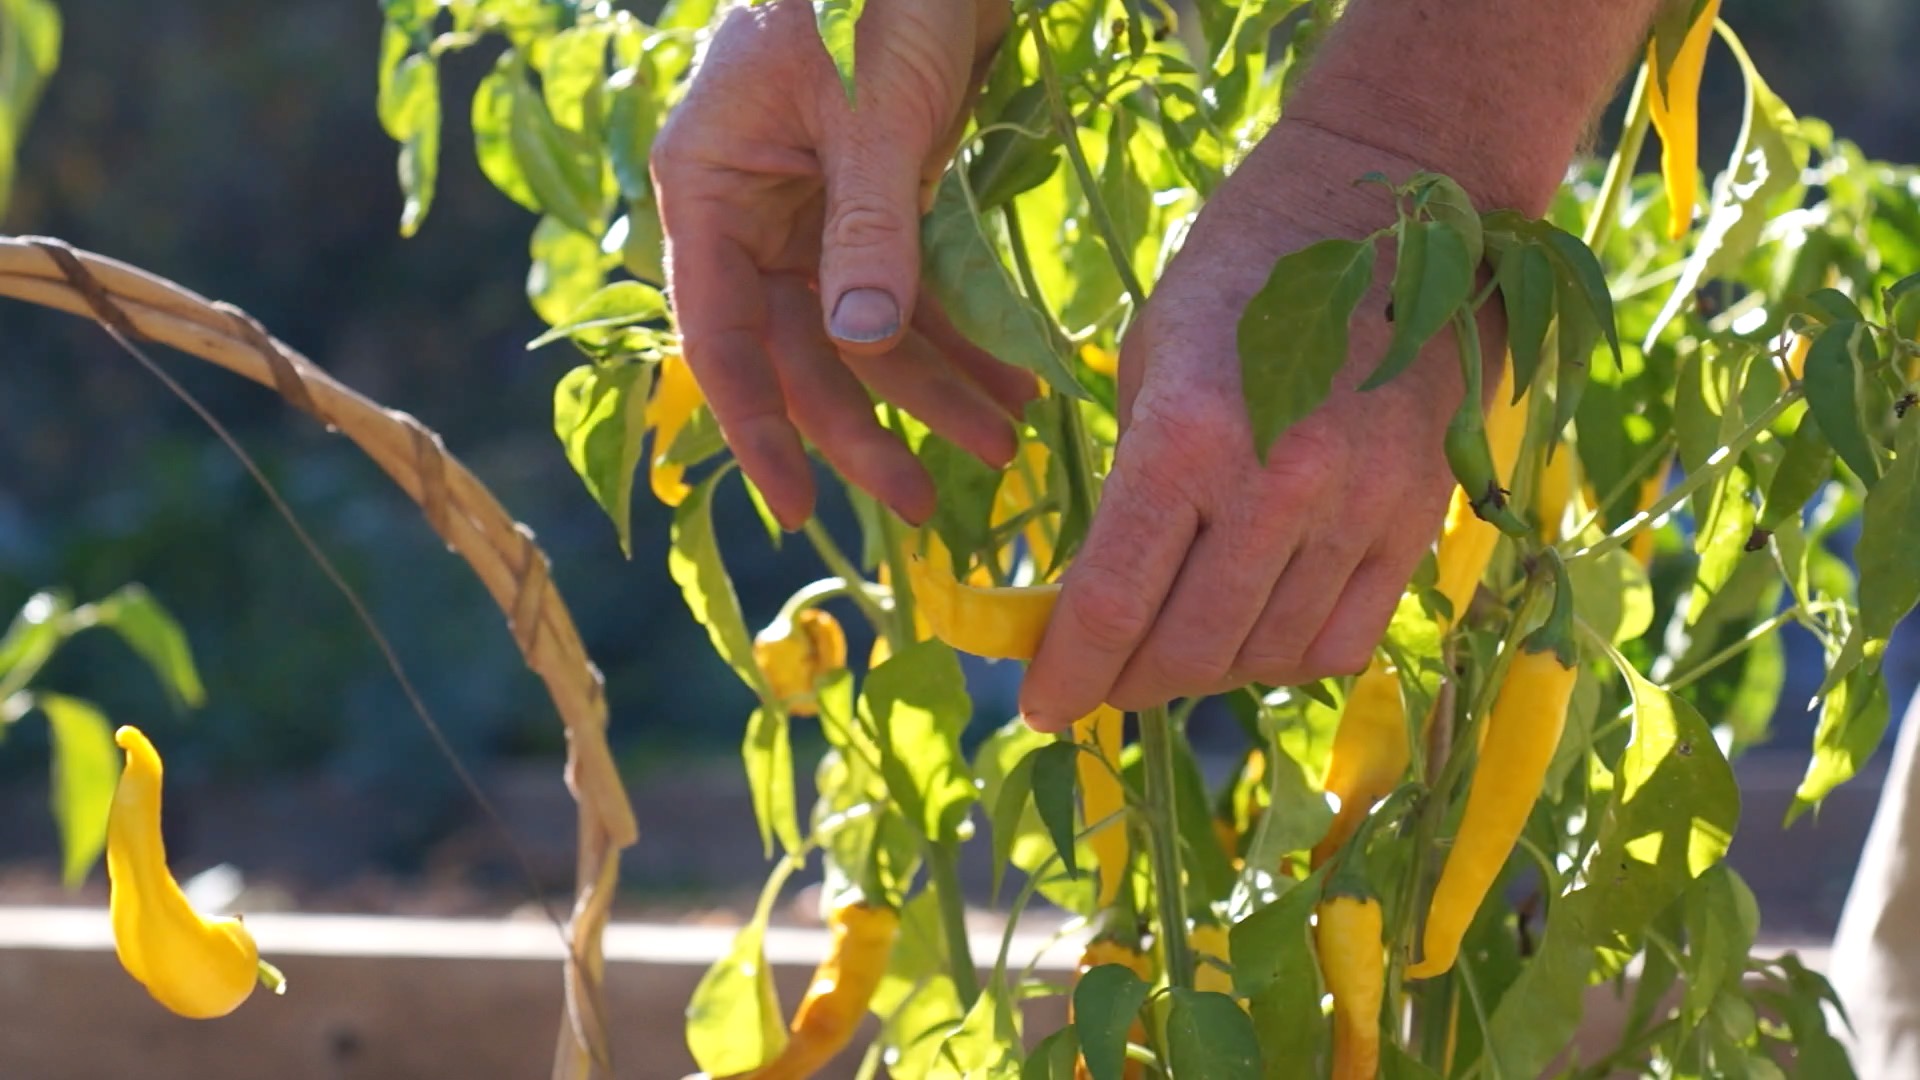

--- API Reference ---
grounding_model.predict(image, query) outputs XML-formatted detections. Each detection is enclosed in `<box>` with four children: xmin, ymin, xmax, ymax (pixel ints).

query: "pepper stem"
<box><xmin>1138</xmin><ymin>704</ymin><xmax>1194</xmax><ymax>990</ymax></box>
<box><xmin>256</xmin><ymin>959</ymin><xmax>288</xmax><ymax>996</ymax></box>
<box><xmin>1521</xmin><ymin>548</ymin><xmax>1579</xmax><ymax>667</ymax></box>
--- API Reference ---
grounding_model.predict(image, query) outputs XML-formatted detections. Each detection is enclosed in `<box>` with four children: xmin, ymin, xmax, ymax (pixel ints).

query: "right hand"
<box><xmin>650</xmin><ymin>0</ymin><xmax>1036</xmax><ymax>530</ymax></box>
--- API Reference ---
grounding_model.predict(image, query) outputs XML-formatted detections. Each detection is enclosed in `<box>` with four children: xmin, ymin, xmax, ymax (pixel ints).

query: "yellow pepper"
<box><xmin>753</xmin><ymin>608</ymin><xmax>847</xmax><ymax>717</ymax></box>
<box><xmin>108</xmin><ymin>726</ymin><xmax>270</xmax><ymax>1019</ymax></box>
<box><xmin>1647</xmin><ymin>0</ymin><xmax>1722</xmax><ymax>240</ymax></box>
<box><xmin>1079</xmin><ymin>342</ymin><xmax>1119</xmax><ymax>378</ymax></box>
<box><xmin>645</xmin><ymin>351</ymin><xmax>704</xmax><ymax>507</ymax></box>
<box><xmin>1534</xmin><ymin>443</ymin><xmax>1577</xmax><ymax>543</ymax></box>
<box><xmin>1316</xmin><ymin>894</ymin><xmax>1385</xmax><ymax>1080</ymax></box>
<box><xmin>1316</xmin><ymin>369</ymin><xmax>1523</xmax><ymax>867</ymax></box>
<box><xmin>744</xmin><ymin>899</ymin><xmax>898</xmax><ymax>1079</ymax></box>
<box><xmin>1409</xmin><ymin>555</ymin><xmax>1578</xmax><ymax>979</ymax></box>
<box><xmin>905</xmin><ymin>531</ymin><xmax>1059</xmax><ymax>661</ymax></box>
<box><xmin>1311</xmin><ymin>660</ymin><xmax>1407</xmax><ymax>870</ymax></box>
<box><xmin>991</xmin><ymin>441</ymin><xmax>1061</xmax><ymax>581</ymax></box>
<box><xmin>1072</xmin><ymin>704</ymin><xmax>1129</xmax><ymax>909</ymax></box>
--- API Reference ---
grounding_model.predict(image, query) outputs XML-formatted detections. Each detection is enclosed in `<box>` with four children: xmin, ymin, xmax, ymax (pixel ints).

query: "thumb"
<box><xmin>818</xmin><ymin>121</ymin><xmax>931</xmax><ymax>356</ymax></box>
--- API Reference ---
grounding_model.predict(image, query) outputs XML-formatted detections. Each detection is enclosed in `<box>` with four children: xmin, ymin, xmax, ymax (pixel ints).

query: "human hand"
<box><xmin>1018</xmin><ymin>121</ymin><xmax>1495</xmax><ymax>729</ymax></box>
<box><xmin>650</xmin><ymin>0</ymin><xmax>1037</xmax><ymax>530</ymax></box>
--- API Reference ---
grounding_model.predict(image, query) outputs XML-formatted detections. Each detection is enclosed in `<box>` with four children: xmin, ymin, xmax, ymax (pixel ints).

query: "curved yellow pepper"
<box><xmin>1311</xmin><ymin>661</ymin><xmax>1407</xmax><ymax>869</ymax></box>
<box><xmin>991</xmin><ymin>441</ymin><xmax>1061</xmax><ymax>581</ymax></box>
<box><xmin>904</xmin><ymin>531</ymin><xmax>1059</xmax><ymax>662</ymax></box>
<box><xmin>1628</xmin><ymin>455</ymin><xmax>1675</xmax><ymax>568</ymax></box>
<box><xmin>1647</xmin><ymin>0</ymin><xmax>1722</xmax><ymax>240</ymax></box>
<box><xmin>108</xmin><ymin>726</ymin><xmax>265</xmax><ymax>1019</ymax></box>
<box><xmin>645</xmin><ymin>352</ymin><xmax>704</xmax><ymax>507</ymax></box>
<box><xmin>753</xmin><ymin>608</ymin><xmax>848</xmax><ymax>717</ymax></box>
<box><xmin>1316</xmin><ymin>894</ymin><xmax>1385</xmax><ymax>1080</ymax></box>
<box><xmin>744</xmin><ymin>900</ymin><xmax>898</xmax><ymax>1079</ymax></box>
<box><xmin>1072</xmin><ymin>704</ymin><xmax>1128</xmax><ymax>909</ymax></box>
<box><xmin>1408</xmin><ymin>644</ymin><xmax>1576</xmax><ymax>979</ymax></box>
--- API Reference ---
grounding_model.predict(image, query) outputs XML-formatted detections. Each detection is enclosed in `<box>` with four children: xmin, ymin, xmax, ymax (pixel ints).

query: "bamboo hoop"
<box><xmin>0</xmin><ymin>235</ymin><xmax>636</xmax><ymax>1080</ymax></box>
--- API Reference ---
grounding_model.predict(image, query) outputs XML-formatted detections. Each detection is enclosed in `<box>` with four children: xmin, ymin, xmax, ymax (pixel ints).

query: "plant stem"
<box><xmin>801</xmin><ymin>518</ymin><xmax>892</xmax><ymax>632</ymax></box>
<box><xmin>1030</xmin><ymin>11</ymin><xmax>1149</xmax><ymax>311</ymax></box>
<box><xmin>927</xmin><ymin>840</ymin><xmax>981</xmax><ymax>1007</ymax></box>
<box><xmin>1583</xmin><ymin>62</ymin><xmax>1652</xmax><ymax>252</ymax></box>
<box><xmin>1566</xmin><ymin>387</ymin><xmax>1800</xmax><ymax>564</ymax></box>
<box><xmin>1138</xmin><ymin>703</ymin><xmax>1194</xmax><ymax>989</ymax></box>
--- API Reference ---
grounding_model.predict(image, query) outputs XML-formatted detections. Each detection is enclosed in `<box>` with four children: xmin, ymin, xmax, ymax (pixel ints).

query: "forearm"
<box><xmin>1283</xmin><ymin>0</ymin><xmax>1665</xmax><ymax>216</ymax></box>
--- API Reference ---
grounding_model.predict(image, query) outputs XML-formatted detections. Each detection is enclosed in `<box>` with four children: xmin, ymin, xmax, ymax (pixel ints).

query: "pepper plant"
<box><xmin>379</xmin><ymin>0</ymin><xmax>1913</xmax><ymax>1075</ymax></box>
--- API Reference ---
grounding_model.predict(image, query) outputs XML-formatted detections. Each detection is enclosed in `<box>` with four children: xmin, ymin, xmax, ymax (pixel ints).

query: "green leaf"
<box><xmin>506</xmin><ymin>52</ymin><xmax>606</xmax><ymax>236</ymax></box>
<box><xmin>472</xmin><ymin>63</ymin><xmax>540</xmax><ymax>212</ymax></box>
<box><xmin>1411</xmin><ymin>173</ymin><xmax>1484</xmax><ymax>267</ymax></box>
<box><xmin>1097</xmin><ymin>111</ymin><xmax>1153</xmax><ymax>280</ymax></box>
<box><xmin>1237</xmin><ymin>237</ymin><xmax>1376</xmax><ymax>460</ymax></box>
<box><xmin>929</xmin><ymin>980</ymin><xmax>1022</xmax><ymax>1079</ymax></box>
<box><xmin>1365</xmin><ymin>219</ymin><xmax>1474</xmax><ymax>390</ymax></box>
<box><xmin>1552</xmin><ymin>263</ymin><xmax>1599</xmax><ymax>435</ymax></box>
<box><xmin>684</xmin><ymin>916</ymin><xmax>786</xmax><ymax>1076</ymax></box>
<box><xmin>919</xmin><ymin>434</ymin><xmax>1004</xmax><ymax>574</ymax></box>
<box><xmin>1071</xmin><ymin>963</ymin><xmax>1150</xmax><ymax>1080</ymax></box>
<box><xmin>538</xmin><ymin>23</ymin><xmax>611</xmax><ymax>135</ymax></box>
<box><xmin>527</xmin><ymin>280</ymin><xmax>668</xmax><ymax>350</ymax></box>
<box><xmin>670</xmin><ymin>470</ymin><xmax>775</xmax><ymax>700</ymax></box>
<box><xmin>377</xmin><ymin>50</ymin><xmax>441</xmax><ymax>237</ymax></box>
<box><xmin>920</xmin><ymin>173</ymin><xmax>1084</xmax><ymax>398</ymax></box>
<box><xmin>987</xmin><ymin>738</ymin><xmax>1039</xmax><ymax>900</ymax></box>
<box><xmin>861</xmin><ymin>641</ymin><xmax>976</xmax><ymax>844</ymax></box>
<box><xmin>1165</xmin><ymin>988</ymin><xmax>1261</xmax><ymax>1080</ymax></box>
<box><xmin>742</xmin><ymin>706</ymin><xmax>800</xmax><ymax>857</ymax></box>
<box><xmin>1539</xmin><ymin>224</ymin><xmax>1622</xmax><ymax>370</ymax></box>
<box><xmin>1646</xmin><ymin>30</ymin><xmax>1807</xmax><ymax>346</ymax></box>
<box><xmin>553</xmin><ymin>362</ymin><xmax>650</xmax><ymax>557</ymax></box>
<box><xmin>1857</xmin><ymin>413</ymin><xmax>1920</xmax><ymax>639</ymax></box>
<box><xmin>1567</xmin><ymin>545</ymin><xmax>1653</xmax><ymax>645</ymax></box>
<box><xmin>1030</xmin><ymin>741</ymin><xmax>1081</xmax><ymax>878</ymax></box>
<box><xmin>812</xmin><ymin>0</ymin><xmax>865</xmax><ymax>104</ymax></box>
<box><xmin>1791</xmin><ymin>659</ymin><xmax>1891</xmax><ymax>819</ymax></box>
<box><xmin>1803</xmin><ymin>322</ymin><xmax>1884</xmax><ymax>486</ymax></box>
<box><xmin>968</xmin><ymin>83</ymin><xmax>1058</xmax><ymax>212</ymax></box>
<box><xmin>0</xmin><ymin>590</ymin><xmax>70</xmax><ymax>681</ymax></box>
<box><xmin>528</xmin><ymin>214</ymin><xmax>611</xmax><ymax>325</ymax></box>
<box><xmin>1232</xmin><ymin>867</ymin><xmax>1327</xmax><ymax>1075</ymax></box>
<box><xmin>1021</xmin><ymin>1028</ymin><xmax>1080</xmax><ymax>1080</ymax></box>
<box><xmin>1496</xmin><ymin>242</ymin><xmax>1556</xmax><ymax>399</ymax></box>
<box><xmin>1680</xmin><ymin>865</ymin><xmax>1759</xmax><ymax>1024</ymax></box>
<box><xmin>1382</xmin><ymin>1043</ymin><xmax>1446</xmax><ymax>1080</ymax></box>
<box><xmin>95</xmin><ymin>585</ymin><xmax>205</xmax><ymax>710</ymax></box>
<box><xmin>39</xmin><ymin>694</ymin><xmax>116</xmax><ymax>889</ymax></box>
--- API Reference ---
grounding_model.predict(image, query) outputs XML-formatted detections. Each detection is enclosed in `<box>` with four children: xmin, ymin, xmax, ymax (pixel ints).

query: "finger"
<box><xmin>764</xmin><ymin>277</ymin><xmax>937</xmax><ymax>523</ymax></box>
<box><xmin>1020</xmin><ymin>447</ymin><xmax>1198</xmax><ymax>732</ymax></box>
<box><xmin>1229</xmin><ymin>540</ymin><xmax>1370</xmax><ymax>687</ymax></box>
<box><xmin>841</xmin><ymin>333</ymin><xmax>1019</xmax><ymax>470</ymax></box>
<box><xmin>912</xmin><ymin>298</ymin><xmax>1040</xmax><ymax>417</ymax></box>
<box><xmin>1106</xmin><ymin>519</ymin><xmax>1297</xmax><ymax>712</ymax></box>
<box><xmin>817</xmin><ymin>118</ymin><xmax>930</xmax><ymax>356</ymax></box>
<box><xmin>1299</xmin><ymin>556</ymin><xmax>1416</xmax><ymax>679</ymax></box>
<box><xmin>660</xmin><ymin>210</ymin><xmax>814</xmax><ymax>528</ymax></box>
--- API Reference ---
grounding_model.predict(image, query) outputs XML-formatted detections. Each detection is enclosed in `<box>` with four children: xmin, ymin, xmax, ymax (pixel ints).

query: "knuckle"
<box><xmin>1149</xmin><ymin>644</ymin><xmax>1230</xmax><ymax>693</ymax></box>
<box><xmin>1064</xmin><ymin>567</ymin><xmax>1157</xmax><ymax>654</ymax></box>
<box><xmin>824</xmin><ymin>194</ymin><xmax>906</xmax><ymax>256</ymax></box>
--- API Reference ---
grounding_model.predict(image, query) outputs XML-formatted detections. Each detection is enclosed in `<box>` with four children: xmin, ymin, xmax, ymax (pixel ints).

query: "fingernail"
<box><xmin>829</xmin><ymin>287</ymin><xmax>900</xmax><ymax>344</ymax></box>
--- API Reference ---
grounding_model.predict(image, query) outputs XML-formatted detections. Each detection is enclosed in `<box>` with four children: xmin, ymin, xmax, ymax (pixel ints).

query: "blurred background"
<box><xmin>0</xmin><ymin>0</ymin><xmax>1916</xmax><ymax>934</ymax></box>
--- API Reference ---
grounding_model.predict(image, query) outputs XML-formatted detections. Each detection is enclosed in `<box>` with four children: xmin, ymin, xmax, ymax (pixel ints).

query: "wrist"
<box><xmin>1278</xmin><ymin>0</ymin><xmax>1662</xmax><ymax>218</ymax></box>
